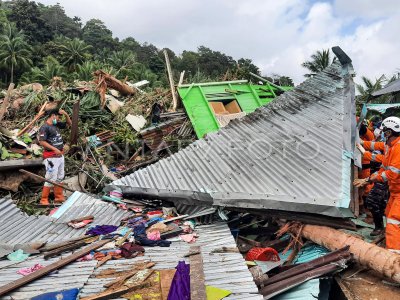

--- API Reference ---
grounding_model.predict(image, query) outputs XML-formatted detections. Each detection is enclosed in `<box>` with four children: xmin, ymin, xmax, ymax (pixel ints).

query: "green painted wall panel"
<box><xmin>178</xmin><ymin>81</ymin><xmax>291</xmax><ymax>138</ymax></box>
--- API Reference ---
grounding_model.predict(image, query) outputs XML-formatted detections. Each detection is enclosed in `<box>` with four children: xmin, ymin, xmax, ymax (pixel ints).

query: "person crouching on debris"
<box><xmin>354</xmin><ymin>117</ymin><xmax>400</xmax><ymax>252</ymax></box>
<box><xmin>38</xmin><ymin>109</ymin><xmax>72</xmax><ymax>205</ymax></box>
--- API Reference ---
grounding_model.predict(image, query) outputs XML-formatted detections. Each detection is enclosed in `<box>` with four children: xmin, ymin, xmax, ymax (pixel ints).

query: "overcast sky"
<box><xmin>36</xmin><ymin>0</ymin><xmax>400</xmax><ymax>85</ymax></box>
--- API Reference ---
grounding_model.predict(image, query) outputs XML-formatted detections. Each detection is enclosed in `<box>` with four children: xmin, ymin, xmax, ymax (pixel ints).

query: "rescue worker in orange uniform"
<box><xmin>355</xmin><ymin>117</ymin><xmax>400</xmax><ymax>251</ymax></box>
<box><xmin>359</xmin><ymin>122</ymin><xmax>374</xmax><ymax>180</ymax></box>
<box><xmin>357</xmin><ymin>129</ymin><xmax>387</xmax><ymax>236</ymax></box>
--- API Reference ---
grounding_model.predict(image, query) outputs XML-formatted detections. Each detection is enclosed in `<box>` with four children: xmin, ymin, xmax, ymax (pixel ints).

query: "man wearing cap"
<box><xmin>38</xmin><ymin>109</ymin><xmax>72</xmax><ymax>205</ymax></box>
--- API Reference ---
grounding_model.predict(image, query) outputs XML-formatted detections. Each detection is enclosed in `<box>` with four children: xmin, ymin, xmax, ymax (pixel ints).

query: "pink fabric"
<box><xmin>147</xmin><ymin>230</ymin><xmax>161</xmax><ymax>241</ymax></box>
<box><xmin>117</xmin><ymin>204</ymin><xmax>128</xmax><ymax>210</ymax></box>
<box><xmin>49</xmin><ymin>208</ymin><xmax>58</xmax><ymax>216</ymax></box>
<box><xmin>76</xmin><ymin>254</ymin><xmax>94</xmax><ymax>262</ymax></box>
<box><xmin>68</xmin><ymin>219</ymin><xmax>93</xmax><ymax>229</ymax></box>
<box><xmin>17</xmin><ymin>264</ymin><xmax>45</xmax><ymax>276</ymax></box>
<box><xmin>179</xmin><ymin>234</ymin><xmax>198</xmax><ymax>243</ymax></box>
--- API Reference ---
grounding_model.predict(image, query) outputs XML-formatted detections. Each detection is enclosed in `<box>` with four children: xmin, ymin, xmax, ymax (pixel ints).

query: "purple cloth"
<box><xmin>85</xmin><ymin>225</ymin><xmax>118</xmax><ymax>236</ymax></box>
<box><xmin>167</xmin><ymin>261</ymin><xmax>190</xmax><ymax>300</ymax></box>
<box><xmin>127</xmin><ymin>216</ymin><xmax>147</xmax><ymax>229</ymax></box>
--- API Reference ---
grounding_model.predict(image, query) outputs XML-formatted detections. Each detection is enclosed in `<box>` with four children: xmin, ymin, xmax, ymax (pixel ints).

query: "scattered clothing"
<box><xmin>94</xmin><ymin>251</ymin><xmax>122</xmax><ymax>261</ymax></box>
<box><xmin>86</xmin><ymin>225</ymin><xmax>118</xmax><ymax>236</ymax></box>
<box><xmin>134</xmin><ymin>224</ymin><xmax>171</xmax><ymax>247</ymax></box>
<box><xmin>76</xmin><ymin>254</ymin><xmax>93</xmax><ymax>262</ymax></box>
<box><xmin>147</xmin><ymin>210</ymin><xmax>163</xmax><ymax>219</ymax></box>
<box><xmin>7</xmin><ymin>249</ymin><xmax>29</xmax><ymax>262</ymax></box>
<box><xmin>117</xmin><ymin>203</ymin><xmax>128</xmax><ymax>210</ymax></box>
<box><xmin>17</xmin><ymin>264</ymin><xmax>45</xmax><ymax>276</ymax></box>
<box><xmin>147</xmin><ymin>230</ymin><xmax>161</xmax><ymax>241</ymax></box>
<box><xmin>120</xmin><ymin>242</ymin><xmax>145</xmax><ymax>258</ymax></box>
<box><xmin>68</xmin><ymin>219</ymin><xmax>93</xmax><ymax>229</ymax></box>
<box><xmin>127</xmin><ymin>216</ymin><xmax>147</xmax><ymax>229</ymax></box>
<box><xmin>180</xmin><ymin>233</ymin><xmax>198</xmax><ymax>243</ymax></box>
<box><xmin>147</xmin><ymin>222</ymin><xmax>169</xmax><ymax>234</ymax></box>
<box><xmin>167</xmin><ymin>261</ymin><xmax>190</xmax><ymax>300</ymax></box>
<box><xmin>31</xmin><ymin>288</ymin><xmax>79</xmax><ymax>300</ymax></box>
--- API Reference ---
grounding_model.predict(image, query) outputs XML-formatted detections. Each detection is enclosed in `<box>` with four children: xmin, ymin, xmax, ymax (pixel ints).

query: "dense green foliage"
<box><xmin>0</xmin><ymin>0</ymin><xmax>282</xmax><ymax>88</ymax></box>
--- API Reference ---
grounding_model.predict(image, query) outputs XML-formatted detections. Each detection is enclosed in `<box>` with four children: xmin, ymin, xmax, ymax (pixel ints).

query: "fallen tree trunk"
<box><xmin>292</xmin><ymin>224</ymin><xmax>400</xmax><ymax>283</ymax></box>
<box><xmin>94</xmin><ymin>70</ymin><xmax>135</xmax><ymax>96</ymax></box>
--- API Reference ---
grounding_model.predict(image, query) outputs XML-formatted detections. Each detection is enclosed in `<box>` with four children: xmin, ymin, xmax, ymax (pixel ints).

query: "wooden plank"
<box><xmin>82</xmin><ymin>270</ymin><xmax>154</xmax><ymax>300</ymax></box>
<box><xmin>43</xmin><ymin>241</ymin><xmax>87</xmax><ymax>259</ymax></box>
<box><xmin>68</xmin><ymin>215</ymin><xmax>94</xmax><ymax>223</ymax></box>
<box><xmin>0</xmin><ymin>83</ymin><xmax>14</xmax><ymax>122</ymax></box>
<box><xmin>19</xmin><ymin>169</ymin><xmax>76</xmax><ymax>192</ymax></box>
<box><xmin>163</xmin><ymin>49</ymin><xmax>178</xmax><ymax>112</ymax></box>
<box><xmin>0</xmin><ymin>239</ymin><xmax>111</xmax><ymax>297</ymax></box>
<box><xmin>40</xmin><ymin>235</ymin><xmax>91</xmax><ymax>252</ymax></box>
<box><xmin>17</xmin><ymin>101</ymin><xmax>48</xmax><ymax>136</ymax></box>
<box><xmin>160</xmin><ymin>269</ymin><xmax>176</xmax><ymax>300</ymax></box>
<box><xmin>189</xmin><ymin>246</ymin><xmax>207</xmax><ymax>300</ymax></box>
<box><xmin>70</xmin><ymin>100</ymin><xmax>80</xmax><ymax>145</ymax></box>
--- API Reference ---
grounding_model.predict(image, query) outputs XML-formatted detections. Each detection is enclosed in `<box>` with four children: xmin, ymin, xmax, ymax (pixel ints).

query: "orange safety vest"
<box><xmin>366</xmin><ymin>136</ymin><xmax>400</xmax><ymax>250</ymax></box>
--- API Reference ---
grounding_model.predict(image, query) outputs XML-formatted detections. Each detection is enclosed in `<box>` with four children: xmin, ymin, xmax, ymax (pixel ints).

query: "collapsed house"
<box><xmin>112</xmin><ymin>47</ymin><xmax>358</xmax><ymax>221</ymax></box>
<box><xmin>0</xmin><ymin>47</ymin><xmax>399</xmax><ymax>300</ymax></box>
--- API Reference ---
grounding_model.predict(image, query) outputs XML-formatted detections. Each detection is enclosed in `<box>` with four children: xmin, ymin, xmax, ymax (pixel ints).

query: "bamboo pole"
<box><xmin>163</xmin><ymin>49</ymin><xmax>178</xmax><ymax>111</ymax></box>
<box><xmin>17</xmin><ymin>101</ymin><xmax>48</xmax><ymax>136</ymax></box>
<box><xmin>19</xmin><ymin>169</ymin><xmax>76</xmax><ymax>192</ymax></box>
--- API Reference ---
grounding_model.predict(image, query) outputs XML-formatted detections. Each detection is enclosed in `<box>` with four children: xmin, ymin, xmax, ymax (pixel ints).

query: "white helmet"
<box><xmin>381</xmin><ymin>117</ymin><xmax>400</xmax><ymax>133</ymax></box>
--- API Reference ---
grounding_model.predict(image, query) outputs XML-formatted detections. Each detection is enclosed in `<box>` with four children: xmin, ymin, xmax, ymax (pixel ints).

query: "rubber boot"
<box><xmin>54</xmin><ymin>185</ymin><xmax>65</xmax><ymax>203</ymax></box>
<box><xmin>40</xmin><ymin>186</ymin><xmax>51</xmax><ymax>205</ymax></box>
<box><xmin>370</xmin><ymin>212</ymin><xmax>384</xmax><ymax>237</ymax></box>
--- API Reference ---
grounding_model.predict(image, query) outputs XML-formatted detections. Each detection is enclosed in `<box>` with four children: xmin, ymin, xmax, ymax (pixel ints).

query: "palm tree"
<box><xmin>75</xmin><ymin>60</ymin><xmax>102</xmax><ymax>81</ymax></box>
<box><xmin>356</xmin><ymin>75</ymin><xmax>386</xmax><ymax>103</ymax></box>
<box><xmin>29</xmin><ymin>56</ymin><xmax>66</xmax><ymax>85</ymax></box>
<box><xmin>0</xmin><ymin>23</ymin><xmax>32</xmax><ymax>83</ymax></box>
<box><xmin>108</xmin><ymin>50</ymin><xmax>136</xmax><ymax>72</ymax></box>
<box><xmin>302</xmin><ymin>49</ymin><xmax>336</xmax><ymax>78</ymax></box>
<box><xmin>58</xmin><ymin>38</ymin><xmax>92</xmax><ymax>71</ymax></box>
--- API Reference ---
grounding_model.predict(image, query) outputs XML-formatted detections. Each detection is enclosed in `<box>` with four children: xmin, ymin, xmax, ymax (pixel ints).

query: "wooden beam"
<box><xmin>249</xmin><ymin>72</ymin><xmax>287</xmax><ymax>92</ymax></box>
<box><xmin>189</xmin><ymin>246</ymin><xmax>207</xmax><ymax>300</ymax></box>
<box><xmin>0</xmin><ymin>83</ymin><xmax>14</xmax><ymax>122</ymax></box>
<box><xmin>19</xmin><ymin>169</ymin><xmax>76</xmax><ymax>192</ymax></box>
<box><xmin>82</xmin><ymin>269</ymin><xmax>155</xmax><ymax>300</ymax></box>
<box><xmin>163</xmin><ymin>49</ymin><xmax>178</xmax><ymax>112</ymax></box>
<box><xmin>0</xmin><ymin>239</ymin><xmax>111</xmax><ymax>297</ymax></box>
<box><xmin>17</xmin><ymin>101</ymin><xmax>48</xmax><ymax>136</ymax></box>
<box><xmin>43</xmin><ymin>241</ymin><xmax>87</xmax><ymax>259</ymax></box>
<box><xmin>40</xmin><ymin>235</ymin><xmax>91</xmax><ymax>252</ymax></box>
<box><xmin>70</xmin><ymin>100</ymin><xmax>80</xmax><ymax>145</ymax></box>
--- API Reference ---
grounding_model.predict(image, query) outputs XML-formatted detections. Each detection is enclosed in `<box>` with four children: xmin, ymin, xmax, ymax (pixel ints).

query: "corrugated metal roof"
<box><xmin>0</xmin><ymin>223</ymin><xmax>261</xmax><ymax>300</ymax></box>
<box><xmin>372</xmin><ymin>78</ymin><xmax>400</xmax><ymax>96</ymax></box>
<box><xmin>79</xmin><ymin>222</ymin><xmax>262</xmax><ymax>300</ymax></box>
<box><xmin>112</xmin><ymin>51</ymin><xmax>357</xmax><ymax>218</ymax></box>
<box><xmin>0</xmin><ymin>192</ymin><xmax>131</xmax><ymax>246</ymax></box>
<box><xmin>0</xmin><ymin>258</ymin><xmax>96</xmax><ymax>300</ymax></box>
<box><xmin>0</xmin><ymin>195</ymin><xmax>261</xmax><ymax>299</ymax></box>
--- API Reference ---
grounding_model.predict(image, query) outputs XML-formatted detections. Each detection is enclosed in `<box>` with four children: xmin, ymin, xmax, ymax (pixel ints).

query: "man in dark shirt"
<box><xmin>38</xmin><ymin>109</ymin><xmax>72</xmax><ymax>205</ymax></box>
